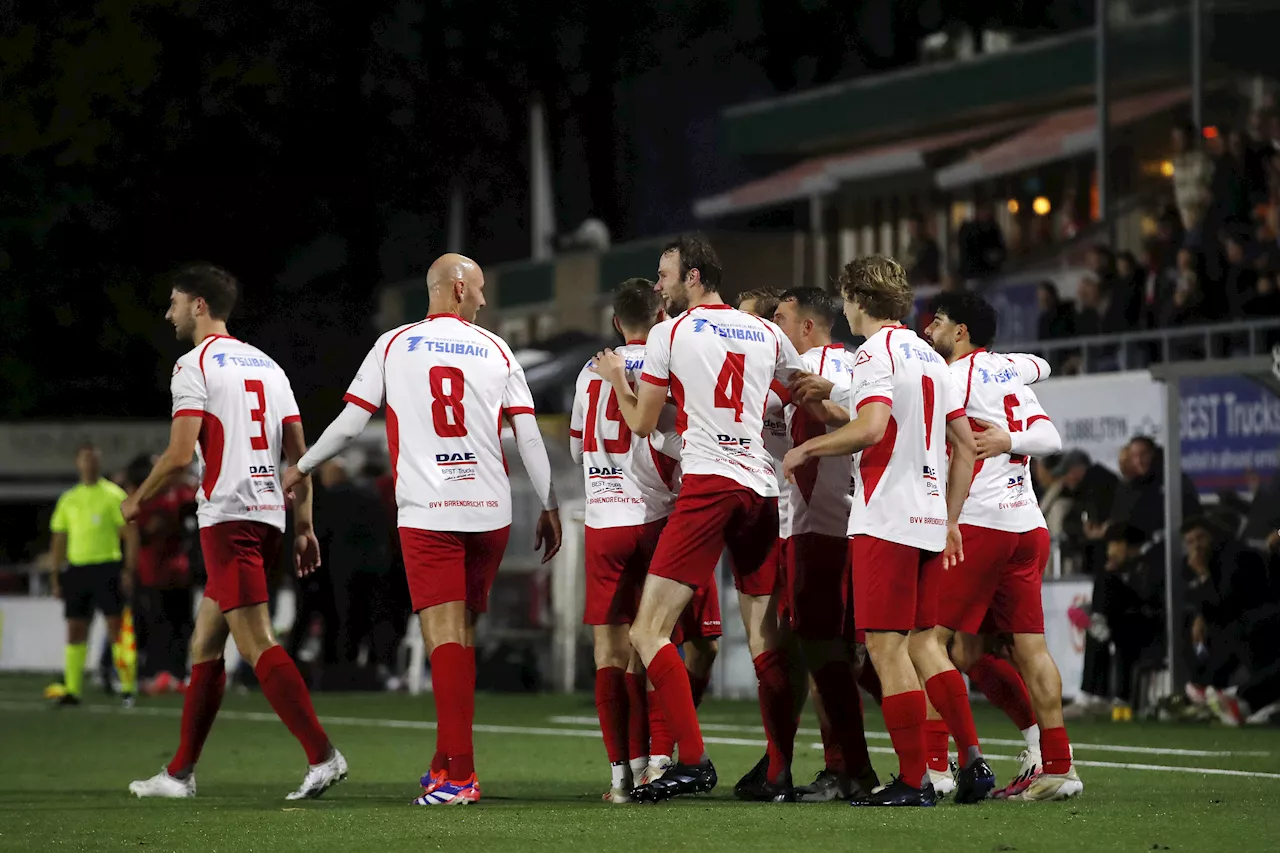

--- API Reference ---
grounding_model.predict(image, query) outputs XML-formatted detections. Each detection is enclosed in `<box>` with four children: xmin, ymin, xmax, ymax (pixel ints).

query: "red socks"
<box><xmin>647</xmin><ymin>643</ymin><xmax>705</xmax><ymax>763</ymax></box>
<box><xmin>625</xmin><ymin>672</ymin><xmax>650</xmax><ymax>762</ymax></box>
<box><xmin>753</xmin><ymin>648</ymin><xmax>796</xmax><ymax>783</ymax></box>
<box><xmin>881</xmin><ymin>691</ymin><xmax>927</xmax><ymax>788</ymax></box>
<box><xmin>167</xmin><ymin>658</ymin><xmax>226</xmax><ymax>777</ymax></box>
<box><xmin>1041</xmin><ymin>726</ymin><xmax>1072</xmax><ymax>775</ymax></box>
<box><xmin>688</xmin><ymin>672</ymin><xmax>710</xmax><ymax>708</ymax></box>
<box><xmin>924</xmin><ymin>717</ymin><xmax>951</xmax><ymax>773</ymax></box>
<box><xmin>924</xmin><ymin>670</ymin><xmax>981</xmax><ymax>762</ymax></box>
<box><xmin>254</xmin><ymin>645</ymin><xmax>330</xmax><ymax>765</ymax></box>
<box><xmin>968</xmin><ymin>654</ymin><xmax>1036</xmax><ymax>731</ymax></box>
<box><xmin>647</xmin><ymin>689</ymin><xmax>674</xmax><ymax>757</ymax></box>
<box><xmin>430</xmin><ymin>642</ymin><xmax>477</xmax><ymax>780</ymax></box>
<box><xmin>812</xmin><ymin>661</ymin><xmax>871</xmax><ymax>775</ymax></box>
<box><xmin>595</xmin><ymin>667</ymin><xmax>628</xmax><ymax>764</ymax></box>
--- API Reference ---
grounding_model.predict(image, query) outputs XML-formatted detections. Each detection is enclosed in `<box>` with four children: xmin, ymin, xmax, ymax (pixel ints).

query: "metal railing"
<box><xmin>1001</xmin><ymin>318</ymin><xmax>1280</xmax><ymax>374</ymax></box>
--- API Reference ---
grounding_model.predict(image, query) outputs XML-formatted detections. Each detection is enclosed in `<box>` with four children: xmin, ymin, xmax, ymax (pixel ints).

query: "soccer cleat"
<box><xmin>795</xmin><ymin>769</ymin><xmax>851</xmax><ymax>803</ymax></box>
<box><xmin>638</xmin><ymin>756</ymin><xmax>673</xmax><ymax>786</ymax></box>
<box><xmin>285</xmin><ymin>748</ymin><xmax>348</xmax><ymax>800</ymax></box>
<box><xmin>412</xmin><ymin>774</ymin><xmax>481</xmax><ymax>805</ymax></box>
<box><xmin>733</xmin><ymin>765</ymin><xmax>795</xmax><ymax>803</ymax></box>
<box><xmin>631</xmin><ymin>760</ymin><xmax>717</xmax><ymax>803</ymax></box>
<box><xmin>121</xmin><ymin>693</ymin><xmax>136</xmax><ymax>709</ymax></box>
<box><xmin>43</xmin><ymin>682</ymin><xmax>67</xmax><ymax>700</ymax></box>
<box><xmin>602</xmin><ymin>786</ymin><xmax>633</xmax><ymax>804</ymax></box>
<box><xmin>1110</xmin><ymin>702</ymin><xmax>1133</xmax><ymax>722</ymax></box>
<box><xmin>954</xmin><ymin>756</ymin><xmax>996</xmax><ymax>804</ymax></box>
<box><xmin>419</xmin><ymin>768</ymin><xmax>447</xmax><ymax>796</ymax></box>
<box><xmin>53</xmin><ymin>693</ymin><xmax>81</xmax><ymax>707</ymax></box>
<box><xmin>1010</xmin><ymin>765</ymin><xmax>1083</xmax><ymax>801</ymax></box>
<box><xmin>850</xmin><ymin>776</ymin><xmax>936</xmax><ymax>807</ymax></box>
<box><xmin>129</xmin><ymin>767</ymin><xmax>196</xmax><ymax>799</ymax></box>
<box><xmin>928</xmin><ymin>764</ymin><xmax>956</xmax><ymax>799</ymax></box>
<box><xmin>992</xmin><ymin>748</ymin><xmax>1041</xmax><ymax>800</ymax></box>
<box><xmin>732</xmin><ymin>753</ymin><xmax>769</xmax><ymax>798</ymax></box>
<box><xmin>1207</xmin><ymin>687</ymin><xmax>1250</xmax><ymax>726</ymax></box>
<box><xmin>849</xmin><ymin>765</ymin><xmax>881</xmax><ymax>801</ymax></box>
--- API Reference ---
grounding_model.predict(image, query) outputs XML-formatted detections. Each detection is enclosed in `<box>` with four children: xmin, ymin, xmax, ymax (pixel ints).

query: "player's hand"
<box><xmin>972</xmin><ymin>419</ymin><xmax>1013</xmax><ymax>460</ymax></box>
<box><xmin>294</xmin><ymin>530</ymin><xmax>322</xmax><ymax>577</ymax></box>
<box><xmin>120</xmin><ymin>496</ymin><xmax>141</xmax><ymax>524</ymax></box>
<box><xmin>535</xmin><ymin>508</ymin><xmax>562</xmax><ymax>564</ymax></box>
<box><xmin>942</xmin><ymin>522</ymin><xmax>964</xmax><ymax>569</ymax></box>
<box><xmin>588</xmin><ymin>348</ymin><xmax>626</xmax><ymax>388</ymax></box>
<box><xmin>782</xmin><ymin>445</ymin><xmax>811</xmax><ymax>484</ymax></box>
<box><xmin>791</xmin><ymin>373</ymin><xmax>835</xmax><ymax>405</ymax></box>
<box><xmin>281</xmin><ymin>465</ymin><xmax>306</xmax><ymax>500</ymax></box>
<box><xmin>50</xmin><ymin>574</ymin><xmax>61</xmax><ymax>600</ymax></box>
<box><xmin>120</xmin><ymin>571</ymin><xmax>134</xmax><ymax>600</ymax></box>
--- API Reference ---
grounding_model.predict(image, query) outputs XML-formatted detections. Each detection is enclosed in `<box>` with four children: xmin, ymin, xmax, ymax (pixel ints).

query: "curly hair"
<box><xmin>838</xmin><ymin>255</ymin><xmax>913</xmax><ymax>322</ymax></box>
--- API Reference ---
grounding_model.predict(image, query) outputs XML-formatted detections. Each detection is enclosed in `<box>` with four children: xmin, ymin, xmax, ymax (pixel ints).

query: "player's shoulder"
<box><xmin>100</xmin><ymin>480</ymin><xmax>127</xmax><ymax>501</ymax></box>
<box><xmin>376</xmin><ymin>321</ymin><xmax>428</xmax><ymax>351</ymax></box>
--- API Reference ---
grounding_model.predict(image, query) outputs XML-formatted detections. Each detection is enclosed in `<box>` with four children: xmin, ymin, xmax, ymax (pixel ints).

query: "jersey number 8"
<box><xmin>430</xmin><ymin>366</ymin><xmax>467</xmax><ymax>438</ymax></box>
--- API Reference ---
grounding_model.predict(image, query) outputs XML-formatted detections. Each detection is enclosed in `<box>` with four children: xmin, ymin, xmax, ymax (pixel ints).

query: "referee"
<box><xmin>47</xmin><ymin>442</ymin><xmax>139</xmax><ymax>706</ymax></box>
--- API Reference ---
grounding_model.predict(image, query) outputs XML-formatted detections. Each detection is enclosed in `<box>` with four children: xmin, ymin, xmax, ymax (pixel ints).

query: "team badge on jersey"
<box><xmin>854</xmin><ymin>350</ymin><xmax>872</xmax><ymax>367</ymax></box>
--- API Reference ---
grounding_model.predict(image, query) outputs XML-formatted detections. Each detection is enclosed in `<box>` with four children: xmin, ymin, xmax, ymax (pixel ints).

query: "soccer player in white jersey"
<box><xmin>569</xmin><ymin>278</ymin><xmax>722</xmax><ymax>802</ymax></box>
<box><xmin>125</xmin><ymin>264</ymin><xmax>345</xmax><ymax>802</ymax></box>
<box><xmin>925</xmin><ymin>291</ymin><xmax>1083</xmax><ymax>802</ymax></box>
<box><xmin>282</xmin><ymin>253</ymin><xmax>562</xmax><ymax>806</ymax></box>
<box><xmin>591</xmin><ymin>234</ymin><xmax>805</xmax><ymax>802</ymax></box>
<box><xmin>771</xmin><ymin>286</ymin><xmax>880</xmax><ymax>800</ymax></box>
<box><xmin>784</xmin><ymin>255</ymin><xmax>986</xmax><ymax>807</ymax></box>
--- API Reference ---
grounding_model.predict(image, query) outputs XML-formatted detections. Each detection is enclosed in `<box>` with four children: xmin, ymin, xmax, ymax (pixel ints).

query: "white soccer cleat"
<box><xmin>603</xmin><ymin>786</ymin><xmax>633</xmax><ymax>804</ymax></box>
<box><xmin>638</xmin><ymin>757</ymin><xmax>672</xmax><ymax>786</ymax></box>
<box><xmin>992</xmin><ymin>747</ymin><xmax>1042</xmax><ymax>800</ymax></box>
<box><xmin>928</xmin><ymin>763</ymin><xmax>956</xmax><ymax>798</ymax></box>
<box><xmin>1010</xmin><ymin>765</ymin><xmax>1083</xmax><ymax>801</ymax></box>
<box><xmin>285</xmin><ymin>748</ymin><xmax>348</xmax><ymax>800</ymax></box>
<box><xmin>1206</xmin><ymin>687</ymin><xmax>1249</xmax><ymax>726</ymax></box>
<box><xmin>129</xmin><ymin>768</ymin><xmax>196</xmax><ymax>799</ymax></box>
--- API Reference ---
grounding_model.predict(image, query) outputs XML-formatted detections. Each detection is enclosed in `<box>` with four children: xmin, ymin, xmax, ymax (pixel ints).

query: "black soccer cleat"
<box><xmin>631</xmin><ymin>760</ymin><xmax>717</xmax><ymax>803</ymax></box>
<box><xmin>53</xmin><ymin>694</ymin><xmax>81</xmax><ymax>707</ymax></box>
<box><xmin>850</xmin><ymin>775</ymin><xmax>937</xmax><ymax>807</ymax></box>
<box><xmin>733</xmin><ymin>753</ymin><xmax>769</xmax><ymax>798</ymax></box>
<box><xmin>954</xmin><ymin>756</ymin><xmax>997</xmax><ymax>804</ymax></box>
<box><xmin>733</xmin><ymin>765</ymin><xmax>796</xmax><ymax>803</ymax></box>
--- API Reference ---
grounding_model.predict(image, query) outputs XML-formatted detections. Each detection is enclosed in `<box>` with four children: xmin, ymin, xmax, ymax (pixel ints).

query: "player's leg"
<box><xmin>911</xmin><ymin>625</ymin><xmax>993</xmax><ymax>803</ymax></box>
<box><xmin>625</xmin><ymin>651</ymin><xmax>651</xmax><ymax>784</ymax></box>
<box><xmin>1002</xmin><ymin>530</ymin><xmax>1082</xmax><ymax>801</ymax></box>
<box><xmin>129</xmin><ymin>595</ymin><xmax>229</xmax><ymax>797</ymax></box>
<box><xmin>850</xmin><ymin>536</ymin><xmax>932</xmax><ymax>807</ymax></box>
<box><xmin>921</xmin><ymin>693</ymin><xmax>955</xmax><ymax>797</ymax></box>
<box><xmin>680</xmin><ymin>574</ymin><xmax>722</xmax><ymax>706</ymax></box>
<box><xmin>56</xmin><ymin>567</ymin><xmax>92</xmax><ymax>704</ymax></box>
<box><xmin>734</xmin><ymin>538</ymin><xmax>792</xmax><ymax>798</ymax></box>
<box><xmin>955</xmin><ymin>630</ymin><xmax>1041</xmax><ymax>796</ymax></box>
<box><xmin>100</xmin><ymin>563</ymin><xmax>136</xmax><ymax>705</ymax></box>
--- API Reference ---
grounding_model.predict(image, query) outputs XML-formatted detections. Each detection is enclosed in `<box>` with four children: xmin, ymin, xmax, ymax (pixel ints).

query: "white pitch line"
<box><xmin>547</xmin><ymin>715</ymin><xmax>1273</xmax><ymax>759</ymax></box>
<box><xmin>2</xmin><ymin>699</ymin><xmax>1279</xmax><ymax>780</ymax></box>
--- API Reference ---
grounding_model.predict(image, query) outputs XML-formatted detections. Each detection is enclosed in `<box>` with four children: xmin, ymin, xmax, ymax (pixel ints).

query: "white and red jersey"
<box><xmin>782</xmin><ymin>344</ymin><xmax>855</xmax><ymax>539</ymax></box>
<box><xmin>952</xmin><ymin>349</ymin><xmax>1052</xmax><ymax>533</ymax></box>
<box><xmin>343</xmin><ymin>314</ymin><xmax>534</xmax><ymax>532</ymax></box>
<box><xmin>171</xmin><ymin>335</ymin><xmax>301</xmax><ymax>531</ymax></box>
<box><xmin>570</xmin><ymin>343</ymin><xmax>679</xmax><ymax>528</ymax></box>
<box><xmin>641</xmin><ymin>304</ymin><xmax>803</xmax><ymax>498</ymax></box>
<box><xmin>847</xmin><ymin>325</ymin><xmax>965</xmax><ymax>551</ymax></box>
<box><xmin>762</xmin><ymin>382</ymin><xmax>791</xmax><ymax>519</ymax></box>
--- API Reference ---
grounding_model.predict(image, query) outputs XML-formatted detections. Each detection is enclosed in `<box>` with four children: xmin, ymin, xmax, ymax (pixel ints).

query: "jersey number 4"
<box><xmin>430</xmin><ymin>366</ymin><xmax>468</xmax><ymax>437</ymax></box>
<box><xmin>713</xmin><ymin>353</ymin><xmax>746</xmax><ymax>422</ymax></box>
<box><xmin>583</xmin><ymin>379</ymin><xmax>631</xmax><ymax>453</ymax></box>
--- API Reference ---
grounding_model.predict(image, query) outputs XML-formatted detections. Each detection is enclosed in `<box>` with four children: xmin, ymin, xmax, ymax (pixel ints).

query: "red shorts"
<box><xmin>199</xmin><ymin>521</ymin><xmax>281</xmax><ymax>613</ymax></box>
<box><xmin>851</xmin><ymin>535</ymin><xmax>943</xmax><ymax>633</ymax></box>
<box><xmin>672</xmin><ymin>577</ymin><xmax>723</xmax><ymax>644</ymax></box>
<box><xmin>583</xmin><ymin>520</ymin><xmax>666</xmax><ymax>625</ymax></box>
<box><xmin>938</xmin><ymin>525</ymin><xmax>1049</xmax><ymax>634</ymax></box>
<box><xmin>779</xmin><ymin>533</ymin><xmax>851</xmax><ymax>640</ymax></box>
<box><xmin>648</xmin><ymin>474</ymin><xmax>779</xmax><ymax>597</ymax></box>
<box><xmin>399</xmin><ymin>526</ymin><xmax>511</xmax><ymax>613</ymax></box>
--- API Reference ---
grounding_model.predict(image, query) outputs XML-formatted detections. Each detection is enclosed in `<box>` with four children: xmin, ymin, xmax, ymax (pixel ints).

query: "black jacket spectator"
<box><xmin>957</xmin><ymin>205</ymin><xmax>1006</xmax><ymax>279</ymax></box>
<box><xmin>1108</xmin><ymin>437</ymin><xmax>1203</xmax><ymax>539</ymax></box>
<box><xmin>1037</xmin><ymin>282</ymin><xmax>1076</xmax><ymax>340</ymax></box>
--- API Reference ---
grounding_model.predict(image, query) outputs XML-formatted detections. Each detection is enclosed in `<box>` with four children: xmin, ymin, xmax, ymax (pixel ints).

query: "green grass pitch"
<box><xmin>1</xmin><ymin>673</ymin><xmax>1278</xmax><ymax>852</ymax></box>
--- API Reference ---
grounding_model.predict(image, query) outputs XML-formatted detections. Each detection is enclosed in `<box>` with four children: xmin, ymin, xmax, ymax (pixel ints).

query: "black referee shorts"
<box><xmin>61</xmin><ymin>562</ymin><xmax>124</xmax><ymax>621</ymax></box>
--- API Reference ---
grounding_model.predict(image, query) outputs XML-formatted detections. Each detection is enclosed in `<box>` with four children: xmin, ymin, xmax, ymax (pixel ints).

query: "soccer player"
<box><xmin>570</xmin><ymin>277</ymin><xmax>721</xmax><ymax>802</ymax></box>
<box><xmin>283</xmin><ymin>253</ymin><xmax>562</xmax><ymax>806</ymax></box>
<box><xmin>591</xmin><ymin>233</ymin><xmax>804</xmax><ymax>803</ymax></box>
<box><xmin>784</xmin><ymin>255</ymin><xmax>988</xmax><ymax>807</ymax></box>
<box><xmin>924</xmin><ymin>291</ymin><xmax>1083</xmax><ymax>801</ymax></box>
<box><xmin>770</xmin><ymin>286</ymin><xmax>878</xmax><ymax>800</ymax></box>
<box><xmin>126</xmin><ymin>263</ymin><xmax>344</xmax><ymax>801</ymax></box>
<box><xmin>46</xmin><ymin>443</ymin><xmax>140</xmax><ymax>707</ymax></box>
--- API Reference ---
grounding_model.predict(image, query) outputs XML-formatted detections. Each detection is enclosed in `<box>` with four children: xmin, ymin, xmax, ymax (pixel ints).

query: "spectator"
<box><xmin>1044</xmin><ymin>449</ymin><xmax>1119</xmax><ymax>573</ymax></box>
<box><xmin>1037</xmin><ymin>281</ymin><xmax>1076</xmax><ymax>341</ymax></box>
<box><xmin>1205</xmin><ymin>127</ymin><xmax>1250</xmax><ymax>243</ymax></box>
<box><xmin>903</xmin><ymin>212</ymin><xmax>941</xmax><ymax>285</ymax></box>
<box><xmin>1073</xmin><ymin>275</ymin><xmax>1103</xmax><ymax>337</ymax></box>
<box><xmin>1105</xmin><ymin>250</ymin><xmax>1146</xmax><ymax>333</ymax></box>
<box><xmin>1171</xmin><ymin>122</ymin><xmax>1212</xmax><ymax>235</ymax></box>
<box><xmin>1095</xmin><ymin>524</ymin><xmax>1166</xmax><ymax>708</ymax></box>
<box><xmin>1104</xmin><ymin>436</ymin><xmax>1203</xmax><ymax>540</ymax></box>
<box><xmin>1223</xmin><ymin>233</ymin><xmax>1259</xmax><ymax>317</ymax></box>
<box><xmin>957</xmin><ymin>201</ymin><xmax>1007</xmax><ymax>280</ymax></box>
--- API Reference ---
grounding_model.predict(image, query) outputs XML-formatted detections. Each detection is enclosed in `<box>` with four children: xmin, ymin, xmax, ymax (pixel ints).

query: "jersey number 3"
<box><xmin>245</xmin><ymin>379</ymin><xmax>269</xmax><ymax>450</ymax></box>
<box><xmin>430</xmin><ymin>366</ymin><xmax>468</xmax><ymax>437</ymax></box>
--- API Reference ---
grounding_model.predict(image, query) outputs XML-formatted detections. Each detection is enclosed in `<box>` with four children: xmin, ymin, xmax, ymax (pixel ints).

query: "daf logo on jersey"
<box><xmin>406</xmin><ymin>337</ymin><xmax>489</xmax><ymax>358</ymax></box>
<box><xmin>1006</xmin><ymin>473</ymin><xmax>1028</xmax><ymax>497</ymax></box>
<box><xmin>976</xmin><ymin>366</ymin><xmax>1019</xmax><ymax>385</ymax></box>
<box><xmin>249</xmin><ymin>465</ymin><xmax>278</xmax><ymax>495</ymax></box>
<box><xmin>250</xmin><ymin>465</ymin><xmax>276</xmax><ymax>476</ymax></box>
<box><xmin>211</xmin><ymin>353</ymin><xmax>277</xmax><ymax>369</ymax></box>
<box><xmin>717</xmin><ymin>434</ymin><xmax>755</xmax><ymax>458</ymax></box>
<box><xmin>690</xmin><ymin>318</ymin><xmax>766</xmax><ymax>343</ymax></box>
<box><xmin>435</xmin><ymin>452</ymin><xmax>477</xmax><ymax>483</ymax></box>
<box><xmin>922</xmin><ymin>465</ymin><xmax>940</xmax><ymax>497</ymax></box>
<box><xmin>589</xmin><ymin>466</ymin><xmax>624</xmax><ymax>476</ymax></box>
<box><xmin>587</xmin><ymin>466</ymin><xmax>625</xmax><ymax>496</ymax></box>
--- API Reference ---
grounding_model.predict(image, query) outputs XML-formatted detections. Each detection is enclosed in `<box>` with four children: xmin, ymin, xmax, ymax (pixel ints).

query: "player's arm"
<box><xmin>285</xmin><ymin>344</ymin><xmax>383</xmax><ymax>493</ymax></box>
<box><xmin>283</xmin><ymin>418</ymin><xmax>323</xmax><ymax>576</ymax></box>
<box><xmin>48</xmin><ymin>498</ymin><xmax>67</xmax><ymax>596</ymax></box>
<box><xmin>568</xmin><ymin>378</ymin><xmax>586</xmax><ymax>466</ymax></box>
<box><xmin>942</xmin><ymin>382</ymin><xmax>977</xmax><ymax>568</ymax></box>
<box><xmin>591</xmin><ymin>348</ymin><xmax>665</xmax><ymax>437</ymax></box>
<box><xmin>1003</xmin><ymin>353</ymin><xmax>1051</xmax><ymax>384</ymax></box>
<box><xmin>783</xmin><ymin>400</ymin><xmax>889</xmax><ymax>481</ymax></box>
<box><xmin>122</xmin><ymin>416</ymin><xmax>203</xmax><ymax>522</ymax></box>
<box><xmin>504</xmin><ymin>359</ymin><xmax>562</xmax><ymax>564</ymax></box>
<box><xmin>788</xmin><ymin>372</ymin><xmax>851</xmax><ymax>426</ymax></box>
<box><xmin>973</xmin><ymin>389</ymin><xmax>1062</xmax><ymax>460</ymax></box>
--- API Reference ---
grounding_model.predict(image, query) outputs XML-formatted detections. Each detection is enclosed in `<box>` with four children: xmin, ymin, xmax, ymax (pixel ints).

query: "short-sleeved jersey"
<box><xmin>640</xmin><ymin>304</ymin><xmax>803</xmax><ymax>498</ymax></box>
<box><xmin>172</xmin><ymin>335</ymin><xmax>301</xmax><ymax>531</ymax></box>
<box><xmin>952</xmin><ymin>349</ymin><xmax>1052</xmax><ymax>533</ymax></box>
<box><xmin>782</xmin><ymin>344</ymin><xmax>854</xmax><ymax>539</ymax></box>
<box><xmin>847</xmin><ymin>325</ymin><xmax>965</xmax><ymax>550</ymax></box>
<box><xmin>50</xmin><ymin>480</ymin><xmax>129</xmax><ymax>565</ymax></box>
<box><xmin>762</xmin><ymin>383</ymin><xmax>791</xmax><ymax>521</ymax></box>
<box><xmin>344</xmin><ymin>315</ymin><xmax>533</xmax><ymax>533</ymax></box>
<box><xmin>570</xmin><ymin>343</ymin><xmax>679</xmax><ymax>528</ymax></box>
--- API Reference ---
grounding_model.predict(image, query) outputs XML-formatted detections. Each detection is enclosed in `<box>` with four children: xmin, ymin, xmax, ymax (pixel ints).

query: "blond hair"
<box><xmin>735</xmin><ymin>286</ymin><xmax>785</xmax><ymax>319</ymax></box>
<box><xmin>838</xmin><ymin>255</ymin><xmax>913</xmax><ymax>322</ymax></box>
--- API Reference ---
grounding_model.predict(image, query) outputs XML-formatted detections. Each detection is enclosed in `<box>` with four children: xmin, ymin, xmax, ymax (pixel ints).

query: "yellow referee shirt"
<box><xmin>50</xmin><ymin>480</ymin><xmax>129</xmax><ymax>566</ymax></box>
